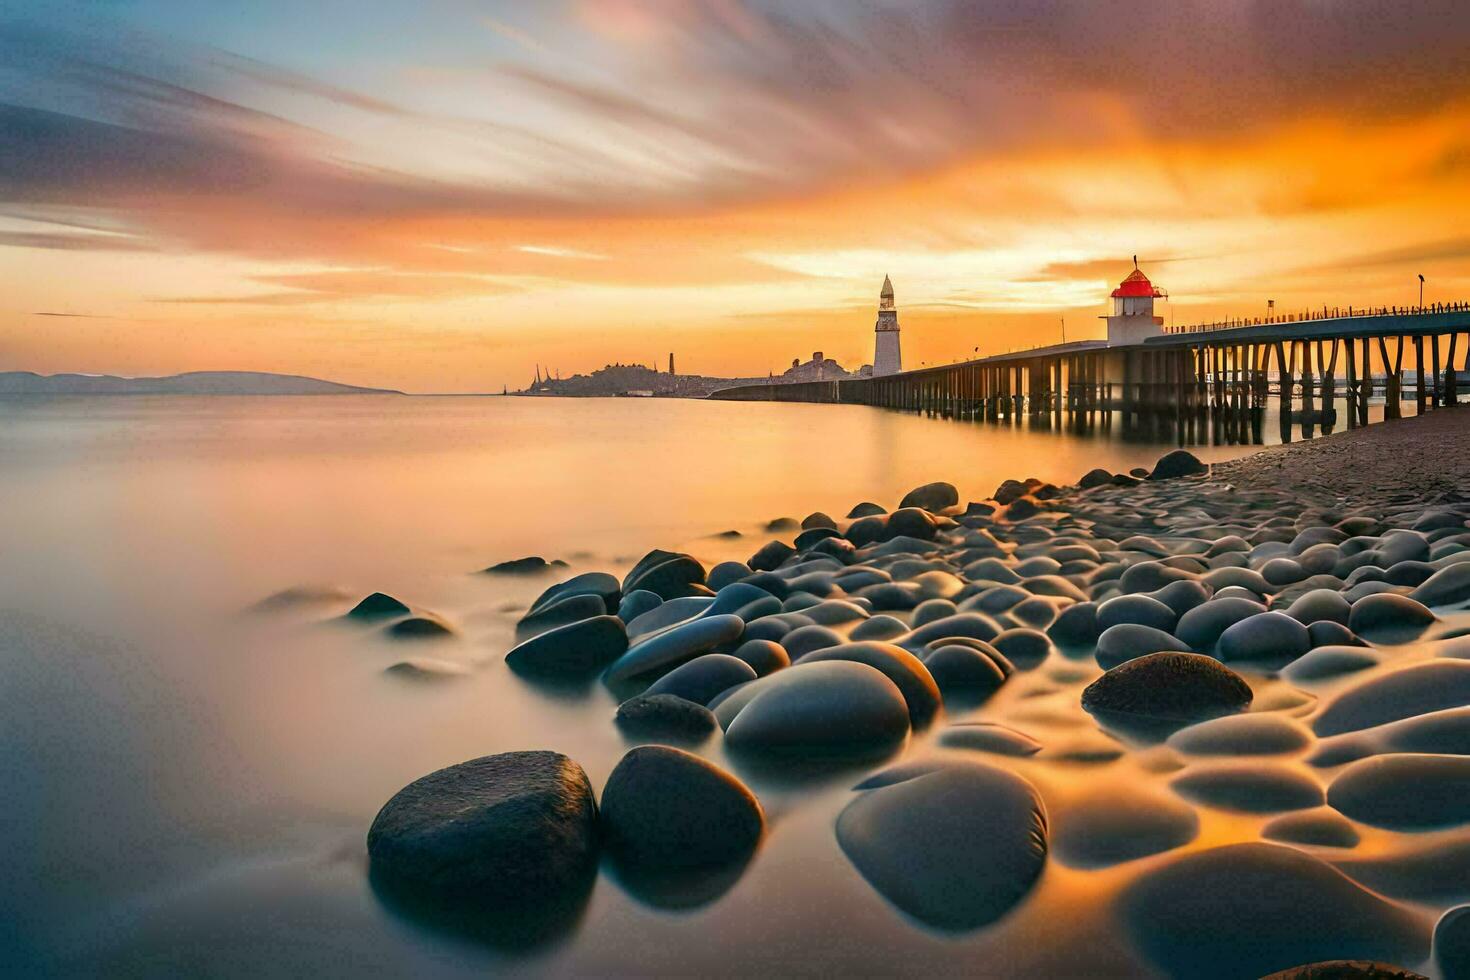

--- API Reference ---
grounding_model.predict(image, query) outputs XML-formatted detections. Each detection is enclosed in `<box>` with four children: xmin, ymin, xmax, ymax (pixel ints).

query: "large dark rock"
<box><xmin>1116</xmin><ymin>843</ymin><xmax>1428</xmax><ymax>979</ymax></box>
<box><xmin>902</xmin><ymin>613</ymin><xmax>1004</xmax><ymax>649</ymax></box>
<box><xmin>1048</xmin><ymin>601</ymin><xmax>1101</xmax><ymax>647</ymax></box>
<box><xmin>1148</xmin><ymin>449</ymin><xmax>1207</xmax><ymax>481</ymax></box>
<box><xmin>1082</xmin><ymin>652</ymin><xmax>1252</xmax><ymax>725</ymax></box>
<box><xmin>529</xmin><ymin>572</ymin><xmax>621</xmax><ymax>616</ymax></box>
<box><xmin>347</xmin><ymin>592</ymin><xmax>411</xmax><ymax>621</ymax></box>
<box><xmin>1313</xmin><ymin>660</ymin><xmax>1470</xmax><ymax>736</ymax></box>
<box><xmin>1436</xmin><ymin>905</ymin><xmax>1470</xmax><ymax>980</ymax></box>
<box><xmin>505</xmin><ymin>615</ymin><xmax>628</xmax><ymax>677</ymax></box>
<box><xmin>367</xmin><ymin>751</ymin><xmax>598</xmax><ymax>899</ymax></box>
<box><xmin>1413</xmin><ymin>562</ymin><xmax>1470</xmax><ymax>608</ymax></box>
<box><xmin>1260</xmin><ymin>962</ymin><xmax>1428</xmax><ymax>980</ymax></box>
<box><xmin>1097</xmin><ymin>593</ymin><xmax>1178</xmax><ymax>633</ymax></box>
<box><xmin>1348</xmin><ymin>593</ymin><xmax>1436</xmax><ymax>639</ymax></box>
<box><xmin>482</xmin><ymin>556</ymin><xmax>561</xmax><ymax>576</ymax></box>
<box><xmin>1077</xmin><ymin>467</ymin><xmax>1114</xmax><ymax>489</ymax></box>
<box><xmin>599</xmin><ymin>746</ymin><xmax>764</xmax><ymax>871</ymax></box>
<box><xmin>1095</xmin><ymin>623</ymin><xmax>1191</xmax><ymax>670</ymax></box>
<box><xmin>900</xmin><ymin>481</ymin><xmax>959</xmax><ymax>513</ymax></box>
<box><xmin>715</xmin><ymin>661</ymin><xmax>910</xmax><ymax>758</ymax></box>
<box><xmin>606</xmin><ymin>614</ymin><xmax>746</xmax><ymax>684</ymax></box>
<box><xmin>1170</xmin><ymin>763</ymin><xmax>1325</xmax><ymax>813</ymax></box>
<box><xmin>623</xmin><ymin>549</ymin><xmax>707</xmax><ymax>601</ymax></box>
<box><xmin>884</xmin><ymin>507</ymin><xmax>939</xmax><ymax>541</ymax></box>
<box><xmin>616</xmin><ymin>589</ymin><xmax>663</xmax><ymax>624</ymax></box>
<box><xmin>796</xmin><ymin>641</ymin><xmax>942</xmax><ymax>727</ymax></box>
<box><xmin>847</xmin><ymin>501</ymin><xmax>887</xmax><ymax>518</ymax></box>
<box><xmin>837</xmin><ymin>760</ymin><xmax>1048</xmax><ymax>930</ymax></box>
<box><xmin>645</xmin><ymin>654</ymin><xmax>758</xmax><ymax>706</ymax></box>
<box><xmin>728</xmin><ymin>638</ymin><xmax>790</xmax><ymax>676</ymax></box>
<box><xmin>748</xmin><ymin>540</ymin><xmax>796</xmax><ymax>572</ymax></box>
<box><xmin>1175</xmin><ymin>596</ymin><xmax>1267</xmax><ymax>650</ymax></box>
<box><xmin>615</xmin><ymin>694</ymin><xmax>717</xmax><ymax>740</ymax></box>
<box><xmin>1216</xmin><ymin>611</ymin><xmax>1311</xmax><ymax>667</ymax></box>
<box><xmin>921</xmin><ymin>644</ymin><xmax>1008</xmax><ymax>702</ymax></box>
<box><xmin>386</xmin><ymin>616</ymin><xmax>455</xmax><ymax>640</ymax></box>
<box><xmin>1052</xmin><ymin>785</ymin><xmax>1198</xmax><ymax>869</ymax></box>
<box><xmin>1328</xmin><ymin>754</ymin><xmax>1470</xmax><ymax>830</ymax></box>
<box><xmin>516</xmin><ymin>593</ymin><xmax>607</xmax><ymax>642</ymax></box>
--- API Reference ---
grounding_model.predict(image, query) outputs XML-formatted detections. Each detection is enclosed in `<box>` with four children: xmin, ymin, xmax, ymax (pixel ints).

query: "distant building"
<box><xmin>873</xmin><ymin>274</ymin><xmax>902</xmax><ymax>376</ymax></box>
<box><xmin>781</xmin><ymin>350</ymin><xmax>853</xmax><ymax>382</ymax></box>
<box><xmin>1104</xmin><ymin>258</ymin><xmax>1166</xmax><ymax>346</ymax></box>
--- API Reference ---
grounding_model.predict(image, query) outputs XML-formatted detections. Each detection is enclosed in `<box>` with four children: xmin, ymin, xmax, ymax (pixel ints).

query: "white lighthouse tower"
<box><xmin>1103</xmin><ymin>257</ymin><xmax>1166</xmax><ymax>346</ymax></box>
<box><xmin>873</xmin><ymin>274</ymin><xmax>902</xmax><ymax>376</ymax></box>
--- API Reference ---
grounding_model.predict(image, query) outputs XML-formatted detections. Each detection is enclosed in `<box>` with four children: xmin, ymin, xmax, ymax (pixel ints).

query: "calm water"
<box><xmin>0</xmin><ymin>395</ymin><xmax>1419</xmax><ymax>976</ymax></box>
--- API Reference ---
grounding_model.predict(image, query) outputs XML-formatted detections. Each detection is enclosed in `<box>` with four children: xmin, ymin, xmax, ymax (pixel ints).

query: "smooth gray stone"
<box><xmin>837</xmin><ymin>760</ymin><xmax>1048</xmax><ymax>930</ymax></box>
<box><xmin>1116</xmin><ymin>843</ymin><xmax>1427</xmax><ymax>980</ymax></box>
<box><xmin>1332</xmin><ymin>836</ymin><xmax>1470</xmax><ymax>904</ymax></box>
<box><xmin>794</xmin><ymin>527</ymin><xmax>842</xmax><ymax>552</ymax></box>
<box><xmin>518</xmin><ymin>593</ymin><xmax>606</xmax><ymax>641</ymax></box>
<box><xmin>1119</xmin><ymin>561</ymin><xmax>1195</xmax><ymax>594</ymax></box>
<box><xmin>383</xmin><ymin>658</ymin><xmax>470</xmax><ymax>681</ymax></box>
<box><xmin>1342</xmin><ymin>580</ymin><xmax>1412</xmax><ymax>604</ymax></box>
<box><xmin>1149</xmin><ymin>579</ymin><xmax>1212</xmax><ymax>617</ymax></box>
<box><xmin>939</xmin><ymin>722</ymin><xmax>1041</xmax><ymax>756</ymax></box>
<box><xmin>797</xmin><ymin>641</ymin><xmax>941</xmax><ymax>727</ymax></box>
<box><xmin>529</xmin><ymin>572</ymin><xmax>621</xmax><ymax>616</ymax></box>
<box><xmin>1201</xmin><ymin>566</ymin><xmax>1272</xmax><ymax>595</ymax></box>
<box><xmin>367</xmin><ymin>751</ymin><xmax>597</xmax><ymax>898</ymax></box>
<box><xmin>738</xmin><ymin>572</ymin><xmax>789</xmax><ymax>599</ymax></box>
<box><xmin>626</xmin><ymin>596</ymin><xmax>714</xmax><ymax>643</ymax></box>
<box><xmin>1297</xmin><ymin>543</ymin><xmax>1343</xmax><ymax>576</ymax></box>
<box><xmin>1216</xmin><ymin>611</ymin><xmax>1311</xmax><ymax>667</ymax></box>
<box><xmin>1260</xmin><ymin>557</ymin><xmax>1306</xmax><ymax>586</ymax></box>
<box><xmin>1096</xmin><ymin>623</ymin><xmax>1191</xmax><ymax>670</ymax></box>
<box><xmin>1168</xmin><ymin>713</ymin><xmax>1312</xmax><ymax>756</ymax></box>
<box><xmin>921</xmin><ymin>644</ymin><xmax>1008</xmax><ymax>701</ymax></box>
<box><xmin>702</xmin><ymin>583</ymin><xmax>776</xmax><ymax>620</ymax></box>
<box><xmin>606</xmin><ymin>614</ymin><xmax>746</xmax><ymax>683</ymax></box>
<box><xmin>1171</xmin><ymin>763</ymin><xmax>1324</xmax><ymax>813</ymax></box>
<box><xmin>623</xmin><ymin>550</ymin><xmax>706</xmax><ymax>601</ymax></box>
<box><xmin>717</xmin><ymin>661</ymin><xmax>910</xmax><ymax>757</ymax></box>
<box><xmin>1010</xmin><ymin>596</ymin><xmax>1059</xmax><ymax>629</ymax></box>
<box><xmin>884</xmin><ymin>507</ymin><xmax>940</xmax><ymax>542</ymax></box>
<box><xmin>850</xmin><ymin>614</ymin><xmax>909</xmax><ymax>641</ymax></box>
<box><xmin>780</xmin><ymin>591</ymin><xmax>822</xmax><ymax>613</ymax></box>
<box><xmin>785</xmin><ymin>571</ymin><xmax>838</xmax><ymax>597</ymax></box>
<box><xmin>992</xmin><ymin>627</ymin><xmax>1052</xmax><ymax>670</ymax></box>
<box><xmin>1283</xmin><ymin>588</ymin><xmax>1352</xmax><ymax>625</ymax></box>
<box><xmin>385</xmin><ymin>615</ymin><xmax>455</xmax><ymax>640</ymax></box>
<box><xmin>748</xmin><ymin>539</ymin><xmax>796</xmax><ymax>572</ymax></box>
<box><xmin>780</xmin><ymin>624</ymin><xmax>845</xmax><ymax>658</ymax></box>
<box><xmin>961</xmin><ymin>584</ymin><xmax>1031</xmax><ymax>614</ymax></box>
<box><xmin>600</xmin><ymin>746</ymin><xmax>763</xmax><ymax>871</ymax></box>
<box><xmin>1014</xmin><ymin>555</ymin><xmax>1062</xmax><ymax>578</ymax></box>
<box><xmin>741</xmin><ymin>612</ymin><xmax>814</xmax><ymax>643</ymax></box>
<box><xmin>801</xmin><ymin>511</ymin><xmax>838</xmax><ymax>530</ymax></box>
<box><xmin>1289</xmin><ymin>526</ymin><xmax>1349</xmax><ymax>554</ymax></box>
<box><xmin>1022</xmin><ymin>575</ymin><xmax>1088</xmax><ymax>601</ymax></box>
<box><xmin>1047</xmin><ymin>601</ymin><xmax>1100</xmax><ymax>647</ymax></box>
<box><xmin>1323</xmin><ymin>707</ymin><xmax>1470</xmax><ymax>763</ymax></box>
<box><xmin>645</xmin><ymin>654</ymin><xmax>758</xmax><ymax>706</ymax></box>
<box><xmin>1283</xmin><ymin>644</ymin><xmax>1379</xmax><ymax>682</ymax></box>
<box><xmin>801</xmin><ymin>600</ymin><xmax>870</xmax><ymax>626</ymax></box>
<box><xmin>616</xmin><ymin>589</ymin><xmax>663</xmax><ymax>624</ymax></box>
<box><xmin>1097</xmin><ymin>593</ymin><xmax>1178</xmax><ymax>632</ymax></box>
<box><xmin>505</xmin><ymin>615</ymin><xmax>628</xmax><ymax>676</ymax></box>
<box><xmin>902</xmin><ymin>613</ymin><xmax>1003</xmax><ymax>649</ymax></box>
<box><xmin>1176</xmin><ymin>597</ymin><xmax>1268</xmax><ymax>650</ymax></box>
<box><xmin>616</xmin><ymin>694</ymin><xmax>717</xmax><ymax>739</ymax></box>
<box><xmin>1053</xmin><ymin>785</ymin><xmax>1198</xmax><ymax>869</ymax></box>
<box><xmin>1261</xmin><ymin>809</ymin><xmax>1361</xmax><ymax>849</ymax></box>
<box><xmin>728</xmin><ymin>639</ymin><xmax>789</xmax><ymax>677</ymax></box>
<box><xmin>847</xmin><ymin>501</ymin><xmax>886</xmax><ymax>518</ymax></box>
<box><xmin>347</xmin><ymin>591</ymin><xmax>411</xmax><ymax>621</ymax></box>
<box><xmin>855</xmin><ymin>581</ymin><xmax>924</xmax><ymax>611</ymax></box>
<box><xmin>1206</xmin><ymin>535</ymin><xmax>1251</xmax><ymax>557</ymax></box>
<box><xmin>1385</xmin><ymin>559</ymin><xmax>1438</xmax><ymax>586</ymax></box>
<box><xmin>481</xmin><ymin>556</ymin><xmax>560</xmax><ymax>576</ymax></box>
<box><xmin>1378</xmin><ymin>530</ymin><xmax>1430</xmax><ymax>566</ymax></box>
<box><xmin>1083</xmin><ymin>652</ymin><xmax>1252</xmax><ymax>724</ymax></box>
<box><xmin>707</xmin><ymin>561</ymin><xmax>753</xmax><ymax>592</ymax></box>
<box><xmin>912</xmin><ymin>599</ymin><xmax>959</xmax><ymax>628</ymax></box>
<box><xmin>733</xmin><ymin>595</ymin><xmax>782</xmax><ymax>622</ymax></box>
<box><xmin>1313</xmin><ymin>660</ymin><xmax>1470</xmax><ymax>736</ymax></box>
<box><xmin>1414</xmin><ymin>562</ymin><xmax>1470</xmax><ymax>608</ymax></box>
<box><xmin>1435</xmin><ymin>905</ymin><xmax>1470</xmax><ymax>980</ymax></box>
<box><xmin>900</xmin><ymin>481</ymin><xmax>959</xmax><ymax>513</ymax></box>
<box><xmin>1348</xmin><ymin>593</ymin><xmax>1436</xmax><ymax>638</ymax></box>
<box><xmin>961</xmin><ymin>558</ymin><xmax>1022</xmax><ymax>584</ymax></box>
<box><xmin>1328</xmin><ymin>754</ymin><xmax>1470</xmax><ymax>830</ymax></box>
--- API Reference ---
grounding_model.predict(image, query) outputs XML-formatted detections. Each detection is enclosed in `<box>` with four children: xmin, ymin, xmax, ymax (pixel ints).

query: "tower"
<box><xmin>668</xmin><ymin>352</ymin><xmax>675</xmax><ymax>376</ymax></box>
<box><xmin>1103</xmin><ymin>256</ymin><xmax>1166</xmax><ymax>345</ymax></box>
<box><xmin>873</xmin><ymin>274</ymin><xmax>902</xmax><ymax>376</ymax></box>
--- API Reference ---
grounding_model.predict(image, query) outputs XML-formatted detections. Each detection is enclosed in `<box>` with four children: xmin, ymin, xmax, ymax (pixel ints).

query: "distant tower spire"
<box><xmin>873</xmin><ymin>275</ymin><xmax>902</xmax><ymax>376</ymax></box>
<box><xmin>668</xmin><ymin>352</ymin><xmax>675</xmax><ymax>375</ymax></box>
<box><xmin>535</xmin><ymin>364</ymin><xmax>542</xmax><ymax>385</ymax></box>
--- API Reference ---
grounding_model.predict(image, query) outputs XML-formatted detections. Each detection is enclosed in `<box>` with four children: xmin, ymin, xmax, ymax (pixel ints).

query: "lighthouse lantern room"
<box><xmin>1104</xmin><ymin>257</ymin><xmax>1166</xmax><ymax>346</ymax></box>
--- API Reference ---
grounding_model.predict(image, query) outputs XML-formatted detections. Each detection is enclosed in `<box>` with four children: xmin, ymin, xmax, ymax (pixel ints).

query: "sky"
<box><xmin>2</xmin><ymin>0</ymin><xmax>1469</xmax><ymax>393</ymax></box>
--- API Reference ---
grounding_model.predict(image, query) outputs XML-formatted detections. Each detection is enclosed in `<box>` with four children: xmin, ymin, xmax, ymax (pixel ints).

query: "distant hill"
<box><xmin>0</xmin><ymin>370</ymin><xmax>403</xmax><ymax>395</ymax></box>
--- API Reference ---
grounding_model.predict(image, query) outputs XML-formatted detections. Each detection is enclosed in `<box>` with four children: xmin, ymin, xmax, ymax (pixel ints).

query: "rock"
<box><xmin>482</xmin><ymin>556</ymin><xmax>558</xmax><ymax>576</ymax></box>
<box><xmin>1020</xmin><ymin>574</ymin><xmax>1088</xmax><ymax>601</ymax></box>
<box><xmin>1413</xmin><ymin>562</ymin><xmax>1470</xmax><ymax>608</ymax></box>
<box><xmin>1308</xmin><ymin>620</ymin><xmax>1363</xmax><ymax>649</ymax></box>
<box><xmin>1175</xmin><ymin>596</ymin><xmax>1268</xmax><ymax>650</ymax></box>
<box><xmin>1048</xmin><ymin>601</ymin><xmax>1101</xmax><ymax>647</ymax></box>
<box><xmin>346</xmin><ymin>592</ymin><xmax>411</xmax><ymax>621</ymax></box>
<box><xmin>1082</xmin><ymin>652</ymin><xmax>1253</xmax><ymax>726</ymax></box>
<box><xmin>1168</xmin><ymin>713</ymin><xmax>1313</xmax><ymax>756</ymax></box>
<box><xmin>706</xmin><ymin>561</ymin><xmax>752</xmax><ymax>592</ymax></box>
<box><xmin>1095</xmin><ymin>623</ymin><xmax>1191</xmax><ymax>670</ymax></box>
<box><xmin>383</xmin><ymin>658</ymin><xmax>471</xmax><ymax>681</ymax></box>
<box><xmin>991</xmin><ymin>628</ymin><xmax>1053</xmax><ymax>670</ymax></box>
<box><xmin>530</xmin><ymin>573</ymin><xmax>621</xmax><ymax>618</ymax></box>
<box><xmin>367</xmin><ymin>751</ymin><xmax>597</xmax><ymax>899</ymax></box>
<box><xmin>885</xmin><ymin>507</ymin><xmax>939</xmax><ymax>541</ymax></box>
<box><xmin>922</xmin><ymin>644</ymin><xmax>1008</xmax><ymax>701</ymax></box>
<box><xmin>1116</xmin><ymin>843</ymin><xmax>1428</xmax><ymax>980</ymax></box>
<box><xmin>716</xmin><ymin>661</ymin><xmax>910</xmax><ymax>758</ymax></box>
<box><xmin>748</xmin><ymin>540</ymin><xmax>796</xmax><ymax>572</ymax></box>
<box><xmin>992</xmin><ymin>479</ymin><xmax>1032</xmax><ymax>505</ymax></box>
<box><xmin>795</xmin><ymin>642</ymin><xmax>941</xmax><ymax>727</ymax></box>
<box><xmin>780</xmin><ymin>624</ymin><xmax>844</xmax><ymax>659</ymax></box>
<box><xmin>837</xmin><ymin>760</ymin><xmax>1048</xmax><ymax>930</ymax></box>
<box><xmin>623</xmin><ymin>549</ymin><xmax>706</xmax><ymax>601</ymax></box>
<box><xmin>900</xmin><ymin>481</ymin><xmax>959</xmax><ymax>513</ymax></box>
<box><xmin>645</xmin><ymin>654</ymin><xmax>758</xmax><ymax>706</ymax></box>
<box><xmin>1262</xmin><ymin>808</ymin><xmax>1362</xmax><ymax>849</ymax></box>
<box><xmin>765</xmin><ymin>517</ymin><xmax>799</xmax><ymax>532</ymax></box>
<box><xmin>850</xmin><ymin>614</ymin><xmax>909</xmax><ymax>641</ymax></box>
<box><xmin>1333</xmin><ymin>835</ymin><xmax>1470</xmax><ymax>904</ymax></box>
<box><xmin>615</xmin><ymin>589</ymin><xmax>663</xmax><ymax>625</ymax></box>
<box><xmin>615</xmin><ymin>694</ymin><xmax>718</xmax><ymax>740</ymax></box>
<box><xmin>606</xmin><ymin>614</ymin><xmax>746</xmax><ymax>683</ymax></box>
<box><xmin>902</xmin><ymin>613</ymin><xmax>1003</xmax><ymax>649</ymax></box>
<box><xmin>801</xmin><ymin>511</ymin><xmax>837</xmax><ymax>530</ymax></box>
<box><xmin>1078</xmin><ymin>467</ymin><xmax>1113</xmax><ymax>489</ymax></box>
<box><xmin>1260</xmin><ymin>962</ymin><xmax>1428</xmax><ymax>980</ymax></box>
<box><xmin>1283</xmin><ymin>645</ymin><xmax>1379</xmax><ymax>682</ymax></box>
<box><xmin>847</xmin><ymin>501</ymin><xmax>886</xmax><ymax>518</ymax></box>
<box><xmin>794</xmin><ymin>526</ymin><xmax>842</xmax><ymax>551</ymax></box>
<box><xmin>1349</xmin><ymin>593</ymin><xmax>1436</xmax><ymax>639</ymax></box>
<box><xmin>1003</xmin><ymin>496</ymin><xmax>1042</xmax><ymax>520</ymax></box>
<box><xmin>1262</xmin><ymin>557</ymin><xmax>1307</xmax><ymax>586</ymax></box>
<box><xmin>386</xmin><ymin>616</ymin><xmax>455</xmax><ymax>640</ymax></box>
<box><xmin>1120</xmin><ymin>561</ymin><xmax>1195</xmax><ymax>594</ymax></box>
<box><xmin>1171</xmin><ymin>763</ymin><xmax>1324</xmax><ymax>813</ymax></box>
<box><xmin>1328</xmin><ymin>754</ymin><xmax>1470</xmax><ymax>830</ymax></box>
<box><xmin>517</xmin><ymin>593</ymin><xmax>606</xmax><ymax>641</ymax></box>
<box><xmin>1052</xmin><ymin>785</ymin><xmax>1199</xmax><ymax>869</ymax></box>
<box><xmin>1313</xmin><ymin>660</ymin><xmax>1470</xmax><ymax>736</ymax></box>
<box><xmin>911</xmin><ymin>598</ymin><xmax>959</xmax><ymax>628</ymax></box>
<box><xmin>1314</xmin><ymin>706</ymin><xmax>1470</xmax><ymax>768</ymax></box>
<box><xmin>939</xmin><ymin>722</ymin><xmax>1042</xmax><ymax>756</ymax></box>
<box><xmin>1150</xmin><ymin>579</ymin><xmax>1213</xmax><ymax>617</ymax></box>
<box><xmin>1435</xmin><ymin>906</ymin><xmax>1470</xmax><ymax>980</ymax></box>
<box><xmin>625</xmin><ymin>596</ymin><xmax>712</xmax><ymax>642</ymax></box>
<box><xmin>599</xmin><ymin>746</ymin><xmax>763</xmax><ymax>872</ymax></box>
<box><xmin>1216</xmin><ymin>611</ymin><xmax>1311</xmax><ymax>667</ymax></box>
<box><xmin>728</xmin><ymin>639</ymin><xmax>789</xmax><ymax>676</ymax></box>
<box><xmin>1097</xmin><ymin>593</ymin><xmax>1178</xmax><ymax>633</ymax></box>
<box><xmin>506</xmin><ymin>615</ymin><xmax>629</xmax><ymax>677</ymax></box>
<box><xmin>1148</xmin><ymin>450</ymin><xmax>1207</xmax><ymax>480</ymax></box>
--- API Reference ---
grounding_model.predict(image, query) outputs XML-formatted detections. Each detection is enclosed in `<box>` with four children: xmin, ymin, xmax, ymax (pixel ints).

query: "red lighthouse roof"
<box><xmin>1112</xmin><ymin>264</ymin><xmax>1164</xmax><ymax>299</ymax></box>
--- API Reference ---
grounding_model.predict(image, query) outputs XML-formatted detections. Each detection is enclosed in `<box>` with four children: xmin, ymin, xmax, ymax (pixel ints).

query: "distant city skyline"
<box><xmin>3</xmin><ymin>2</ymin><xmax>1469</xmax><ymax>393</ymax></box>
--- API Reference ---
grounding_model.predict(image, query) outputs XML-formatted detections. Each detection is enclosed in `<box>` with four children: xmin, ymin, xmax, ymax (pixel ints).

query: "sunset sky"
<box><xmin>3</xmin><ymin>1</ymin><xmax>1469</xmax><ymax>392</ymax></box>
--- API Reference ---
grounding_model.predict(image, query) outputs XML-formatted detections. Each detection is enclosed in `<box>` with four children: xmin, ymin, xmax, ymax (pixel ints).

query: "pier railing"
<box><xmin>1165</xmin><ymin>301</ymin><xmax>1470</xmax><ymax>335</ymax></box>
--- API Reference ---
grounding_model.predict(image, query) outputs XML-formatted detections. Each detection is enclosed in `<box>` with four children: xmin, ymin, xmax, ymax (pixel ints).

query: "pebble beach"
<box><xmin>340</xmin><ymin>409</ymin><xmax>1470</xmax><ymax>980</ymax></box>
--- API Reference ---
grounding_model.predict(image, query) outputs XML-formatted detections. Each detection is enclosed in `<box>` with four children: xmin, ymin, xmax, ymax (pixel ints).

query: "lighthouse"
<box><xmin>1104</xmin><ymin>257</ymin><xmax>1166</xmax><ymax>346</ymax></box>
<box><xmin>873</xmin><ymin>274</ymin><xmax>902</xmax><ymax>376</ymax></box>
